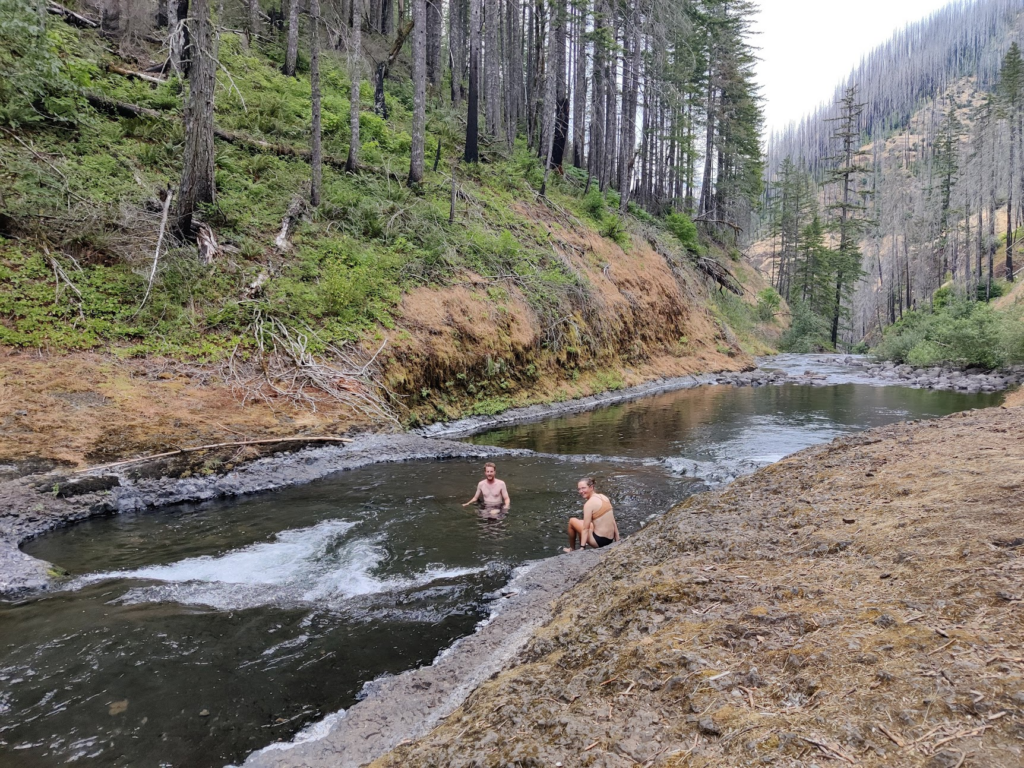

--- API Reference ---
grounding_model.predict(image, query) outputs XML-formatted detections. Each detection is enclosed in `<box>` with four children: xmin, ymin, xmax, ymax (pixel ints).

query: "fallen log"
<box><xmin>84</xmin><ymin>91</ymin><xmax>359</xmax><ymax>171</ymax></box>
<box><xmin>74</xmin><ymin>436</ymin><xmax>354</xmax><ymax>475</ymax></box>
<box><xmin>47</xmin><ymin>1</ymin><xmax>98</xmax><ymax>28</ymax></box>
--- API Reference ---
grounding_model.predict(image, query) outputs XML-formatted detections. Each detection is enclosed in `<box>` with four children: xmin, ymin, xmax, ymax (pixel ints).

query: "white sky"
<box><xmin>754</xmin><ymin>0</ymin><xmax>957</xmax><ymax>135</ymax></box>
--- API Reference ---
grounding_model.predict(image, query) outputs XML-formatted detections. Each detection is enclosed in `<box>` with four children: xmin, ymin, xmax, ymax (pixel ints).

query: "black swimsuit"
<box><xmin>592</xmin><ymin>533</ymin><xmax>614</xmax><ymax>548</ymax></box>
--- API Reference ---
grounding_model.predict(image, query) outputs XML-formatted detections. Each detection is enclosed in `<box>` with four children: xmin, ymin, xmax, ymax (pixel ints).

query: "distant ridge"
<box><xmin>768</xmin><ymin>0</ymin><xmax>1024</xmax><ymax>179</ymax></box>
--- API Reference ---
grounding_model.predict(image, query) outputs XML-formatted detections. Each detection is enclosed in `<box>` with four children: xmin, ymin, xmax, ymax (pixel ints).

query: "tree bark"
<box><xmin>449</xmin><ymin>0</ymin><xmax>467</xmax><ymax>106</ymax></box>
<box><xmin>177</xmin><ymin>0</ymin><xmax>216</xmax><ymax>238</ymax></box>
<box><xmin>310</xmin><ymin>0</ymin><xmax>323</xmax><ymax>206</ymax></box>
<box><xmin>247</xmin><ymin>0</ymin><xmax>261</xmax><ymax>43</ymax></box>
<box><xmin>284</xmin><ymin>0</ymin><xmax>300</xmax><ymax>76</ymax></box>
<box><xmin>571</xmin><ymin>0</ymin><xmax>587</xmax><ymax>169</ymax></box>
<box><xmin>483</xmin><ymin>0</ymin><xmax>501</xmax><ymax>137</ymax></box>
<box><xmin>346</xmin><ymin>0</ymin><xmax>362</xmax><ymax>172</ymax></box>
<box><xmin>408</xmin><ymin>0</ymin><xmax>426</xmax><ymax>184</ymax></box>
<box><xmin>425</xmin><ymin>0</ymin><xmax>442</xmax><ymax>90</ymax></box>
<box><xmin>465</xmin><ymin>0</ymin><xmax>481</xmax><ymax>162</ymax></box>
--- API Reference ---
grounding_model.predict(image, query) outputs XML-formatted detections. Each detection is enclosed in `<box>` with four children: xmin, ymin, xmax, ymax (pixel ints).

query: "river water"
<box><xmin>0</xmin><ymin>359</ymin><xmax>1004</xmax><ymax>767</ymax></box>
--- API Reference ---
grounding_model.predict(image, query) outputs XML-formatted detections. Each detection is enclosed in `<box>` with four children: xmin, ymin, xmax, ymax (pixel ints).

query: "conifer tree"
<box><xmin>999</xmin><ymin>42</ymin><xmax>1023</xmax><ymax>282</ymax></box>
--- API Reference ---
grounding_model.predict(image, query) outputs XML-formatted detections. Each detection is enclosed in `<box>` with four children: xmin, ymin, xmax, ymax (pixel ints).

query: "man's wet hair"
<box><xmin>485</xmin><ymin>462</ymin><xmax>496</xmax><ymax>470</ymax></box>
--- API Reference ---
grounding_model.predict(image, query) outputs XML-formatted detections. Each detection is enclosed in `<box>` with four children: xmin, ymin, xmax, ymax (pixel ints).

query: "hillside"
<box><xmin>0</xmin><ymin>5</ymin><xmax>774</xmax><ymax>467</ymax></box>
<box><xmin>757</xmin><ymin>0</ymin><xmax>1024</xmax><ymax>358</ymax></box>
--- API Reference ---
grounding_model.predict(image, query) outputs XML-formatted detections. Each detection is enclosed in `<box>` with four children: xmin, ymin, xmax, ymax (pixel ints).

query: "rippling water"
<box><xmin>0</xmin><ymin>369</ymin><xmax>1003</xmax><ymax>767</ymax></box>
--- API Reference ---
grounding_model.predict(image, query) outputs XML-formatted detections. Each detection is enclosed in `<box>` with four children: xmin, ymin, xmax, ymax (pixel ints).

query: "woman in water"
<box><xmin>564</xmin><ymin>477</ymin><xmax>619</xmax><ymax>552</ymax></box>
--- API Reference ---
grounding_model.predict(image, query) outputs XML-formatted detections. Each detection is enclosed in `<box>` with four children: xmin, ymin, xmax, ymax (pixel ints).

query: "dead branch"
<box><xmin>232</xmin><ymin>309</ymin><xmax>400</xmax><ymax>424</ymax></box>
<box><xmin>74</xmin><ymin>436</ymin><xmax>354</xmax><ymax>474</ymax></box>
<box><xmin>695</xmin><ymin>256</ymin><xmax>743</xmax><ymax>295</ymax></box>
<box><xmin>1</xmin><ymin>126</ymin><xmax>87</xmax><ymax>206</ymax></box>
<box><xmin>47</xmin><ymin>1</ymin><xmax>98</xmax><ymax>28</ymax></box>
<box><xmin>138</xmin><ymin>188</ymin><xmax>173</xmax><ymax>312</ymax></box>
<box><xmin>105</xmin><ymin>63</ymin><xmax>167</xmax><ymax>86</ymax></box>
<box><xmin>693</xmin><ymin>215</ymin><xmax>743</xmax><ymax>235</ymax></box>
<box><xmin>197</xmin><ymin>222</ymin><xmax>219</xmax><ymax>264</ymax></box>
<box><xmin>275</xmin><ymin>196</ymin><xmax>306</xmax><ymax>252</ymax></box>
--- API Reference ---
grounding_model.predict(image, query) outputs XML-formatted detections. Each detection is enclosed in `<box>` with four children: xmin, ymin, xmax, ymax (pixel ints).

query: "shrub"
<box><xmin>873</xmin><ymin>298</ymin><xmax>1007</xmax><ymax>369</ymax></box>
<box><xmin>756</xmin><ymin>287</ymin><xmax>781</xmax><ymax>322</ymax></box>
<box><xmin>0</xmin><ymin>2</ymin><xmax>79</xmax><ymax>127</ymax></box>
<box><xmin>665</xmin><ymin>212</ymin><xmax>702</xmax><ymax>254</ymax></box>
<box><xmin>582</xmin><ymin>189</ymin><xmax>605</xmax><ymax>222</ymax></box>
<box><xmin>780</xmin><ymin>301</ymin><xmax>833</xmax><ymax>353</ymax></box>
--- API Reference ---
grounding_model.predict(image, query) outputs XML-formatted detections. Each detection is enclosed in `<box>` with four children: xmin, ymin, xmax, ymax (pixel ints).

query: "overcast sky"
<box><xmin>754</xmin><ymin>0</ymin><xmax>957</xmax><ymax>135</ymax></box>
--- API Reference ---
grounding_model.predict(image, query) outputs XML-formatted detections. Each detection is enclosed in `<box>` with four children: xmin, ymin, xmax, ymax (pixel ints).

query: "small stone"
<box><xmin>199</xmin><ymin>709</ymin><xmax>210</xmax><ymax>717</ymax></box>
<box><xmin>698</xmin><ymin>717</ymin><xmax>721</xmax><ymax>736</ymax></box>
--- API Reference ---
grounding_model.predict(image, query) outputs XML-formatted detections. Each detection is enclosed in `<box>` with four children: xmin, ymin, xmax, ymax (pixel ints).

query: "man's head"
<box><xmin>484</xmin><ymin>462</ymin><xmax>496</xmax><ymax>481</ymax></box>
<box><xmin>577</xmin><ymin>477</ymin><xmax>595</xmax><ymax>499</ymax></box>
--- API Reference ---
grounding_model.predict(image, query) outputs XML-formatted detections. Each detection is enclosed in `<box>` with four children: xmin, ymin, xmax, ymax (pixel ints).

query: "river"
<box><xmin>0</xmin><ymin>358</ymin><xmax>1004</xmax><ymax>766</ymax></box>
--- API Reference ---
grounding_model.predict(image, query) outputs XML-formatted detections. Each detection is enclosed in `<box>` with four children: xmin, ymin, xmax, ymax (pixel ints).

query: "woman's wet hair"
<box><xmin>579</xmin><ymin>477</ymin><xmax>595</xmax><ymax>488</ymax></box>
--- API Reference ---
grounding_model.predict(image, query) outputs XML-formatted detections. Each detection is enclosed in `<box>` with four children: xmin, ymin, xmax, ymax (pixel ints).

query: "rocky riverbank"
<box><xmin>365</xmin><ymin>404</ymin><xmax>1024</xmax><ymax>768</ymax></box>
<box><xmin>831</xmin><ymin>356</ymin><xmax>1024</xmax><ymax>392</ymax></box>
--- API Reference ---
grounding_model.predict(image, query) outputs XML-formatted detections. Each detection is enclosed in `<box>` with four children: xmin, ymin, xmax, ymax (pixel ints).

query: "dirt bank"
<box><xmin>368</xmin><ymin>404</ymin><xmax>1024</xmax><ymax>768</ymax></box>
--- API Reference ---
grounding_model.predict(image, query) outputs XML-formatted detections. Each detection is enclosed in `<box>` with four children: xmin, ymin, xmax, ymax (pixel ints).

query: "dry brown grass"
<box><xmin>0</xmin><ymin>348</ymin><xmax>375</xmax><ymax>466</ymax></box>
<box><xmin>372</xmin><ymin>405</ymin><xmax>1024</xmax><ymax>768</ymax></box>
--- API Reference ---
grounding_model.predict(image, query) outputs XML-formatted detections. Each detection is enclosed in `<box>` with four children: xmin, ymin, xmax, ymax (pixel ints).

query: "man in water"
<box><xmin>463</xmin><ymin>462</ymin><xmax>511</xmax><ymax>519</ymax></box>
<box><xmin>565</xmin><ymin>477</ymin><xmax>619</xmax><ymax>552</ymax></box>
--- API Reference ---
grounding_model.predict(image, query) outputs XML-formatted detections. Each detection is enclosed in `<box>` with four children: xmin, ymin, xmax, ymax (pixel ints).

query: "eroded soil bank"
<box><xmin>367</xmin><ymin>401</ymin><xmax>1024</xmax><ymax>768</ymax></box>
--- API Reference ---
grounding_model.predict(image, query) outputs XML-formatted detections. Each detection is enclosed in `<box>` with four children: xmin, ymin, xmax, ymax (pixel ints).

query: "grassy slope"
<box><xmin>0</xmin><ymin>19</ymin><xmax>779</xmax><ymax>462</ymax></box>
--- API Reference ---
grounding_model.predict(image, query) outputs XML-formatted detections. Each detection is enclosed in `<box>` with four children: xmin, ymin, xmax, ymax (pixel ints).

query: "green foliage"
<box><xmin>582</xmin><ymin>189</ymin><xmax>606</xmax><ymax>222</ymax></box>
<box><xmin>780</xmin><ymin>301</ymin><xmax>833</xmax><ymax>353</ymax></box>
<box><xmin>665</xmin><ymin>212</ymin><xmax>701</xmax><ymax>253</ymax></box>
<box><xmin>598</xmin><ymin>216</ymin><xmax>629</xmax><ymax>248</ymax></box>
<box><xmin>755</xmin><ymin>287</ymin><xmax>781</xmax><ymax>322</ymax></box>
<box><xmin>0</xmin><ymin>0</ymin><xmax>80</xmax><ymax>127</ymax></box>
<box><xmin>873</xmin><ymin>296</ymin><xmax>1020</xmax><ymax>369</ymax></box>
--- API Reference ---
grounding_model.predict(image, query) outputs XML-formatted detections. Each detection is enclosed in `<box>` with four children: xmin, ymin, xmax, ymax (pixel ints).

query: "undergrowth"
<box><xmin>872</xmin><ymin>285</ymin><xmax>1024</xmax><ymax>369</ymax></box>
<box><xmin>0</xmin><ymin>11</ymin><xmax>761</xmax><ymax>376</ymax></box>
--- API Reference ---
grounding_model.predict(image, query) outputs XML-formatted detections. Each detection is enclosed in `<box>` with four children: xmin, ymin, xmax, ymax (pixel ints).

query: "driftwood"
<box><xmin>47</xmin><ymin>1</ymin><xmax>98</xmax><ymax>28</ymax></box>
<box><xmin>74</xmin><ymin>436</ymin><xmax>354</xmax><ymax>474</ymax></box>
